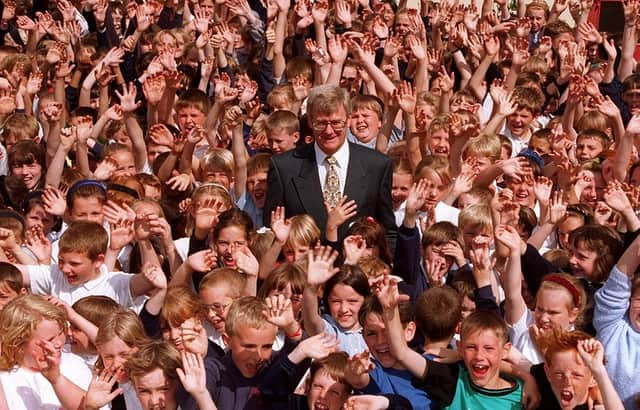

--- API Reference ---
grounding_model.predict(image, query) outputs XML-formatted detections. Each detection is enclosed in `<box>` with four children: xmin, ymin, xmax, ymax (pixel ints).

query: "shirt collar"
<box><xmin>314</xmin><ymin>140</ymin><xmax>350</xmax><ymax>168</ymax></box>
<box><xmin>79</xmin><ymin>264</ymin><xmax>109</xmax><ymax>290</ymax></box>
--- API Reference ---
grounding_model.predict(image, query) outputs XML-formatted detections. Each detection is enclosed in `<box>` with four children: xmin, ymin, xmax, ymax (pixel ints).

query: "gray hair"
<box><xmin>307</xmin><ymin>85</ymin><xmax>351</xmax><ymax>120</ymax></box>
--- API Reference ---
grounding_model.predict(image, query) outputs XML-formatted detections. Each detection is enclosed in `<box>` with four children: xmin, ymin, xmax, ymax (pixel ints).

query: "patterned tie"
<box><xmin>323</xmin><ymin>155</ymin><xmax>341</xmax><ymax>208</ymax></box>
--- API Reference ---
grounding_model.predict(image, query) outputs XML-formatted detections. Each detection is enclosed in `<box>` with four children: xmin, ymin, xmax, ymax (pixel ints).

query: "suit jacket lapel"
<box><xmin>344</xmin><ymin>144</ymin><xmax>367</xmax><ymax>207</ymax></box>
<box><xmin>293</xmin><ymin>144</ymin><xmax>327</xmax><ymax>227</ymax></box>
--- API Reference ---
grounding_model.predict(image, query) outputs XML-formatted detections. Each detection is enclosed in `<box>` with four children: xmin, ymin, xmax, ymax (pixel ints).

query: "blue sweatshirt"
<box><xmin>594</xmin><ymin>266</ymin><xmax>640</xmax><ymax>409</ymax></box>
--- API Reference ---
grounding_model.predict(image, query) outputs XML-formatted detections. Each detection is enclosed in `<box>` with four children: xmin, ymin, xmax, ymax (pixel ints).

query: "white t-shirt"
<box><xmin>509</xmin><ymin>308</ymin><xmax>544</xmax><ymax>365</ymax></box>
<box><xmin>0</xmin><ymin>351</ymin><xmax>92</xmax><ymax>410</ymax></box>
<box><xmin>28</xmin><ymin>264</ymin><xmax>136</xmax><ymax>307</ymax></box>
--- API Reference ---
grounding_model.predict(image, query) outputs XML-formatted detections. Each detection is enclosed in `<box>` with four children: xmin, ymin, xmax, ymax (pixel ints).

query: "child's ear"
<box><xmin>293</xmin><ymin>132</ymin><xmax>300</xmax><ymax>143</ymax></box>
<box><xmin>94</xmin><ymin>254</ymin><xmax>105</xmax><ymax>266</ymax></box>
<box><xmin>19</xmin><ymin>287</ymin><xmax>27</xmax><ymax>295</ymax></box>
<box><xmin>222</xmin><ymin>332</ymin><xmax>230</xmax><ymax>347</ymax></box>
<box><xmin>304</xmin><ymin>135</ymin><xmax>313</xmax><ymax>144</ymax></box>
<box><xmin>502</xmin><ymin>341</ymin><xmax>512</xmax><ymax>356</ymax></box>
<box><xmin>403</xmin><ymin>321</ymin><xmax>417</xmax><ymax>342</ymax></box>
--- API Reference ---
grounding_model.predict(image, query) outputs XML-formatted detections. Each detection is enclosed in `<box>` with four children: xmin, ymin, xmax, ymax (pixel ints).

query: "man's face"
<box><xmin>133</xmin><ymin>368</ymin><xmax>178</xmax><ymax>410</ymax></box>
<box><xmin>507</xmin><ymin>108</ymin><xmax>535</xmax><ymax>137</ymax></box>
<box><xmin>306</xmin><ymin>370</ymin><xmax>349</xmax><ymax>410</ymax></box>
<box><xmin>175</xmin><ymin>107</ymin><xmax>206</xmax><ymax>132</ymax></box>
<box><xmin>224</xmin><ymin>323</ymin><xmax>277</xmax><ymax>378</ymax></box>
<box><xmin>69</xmin><ymin>196</ymin><xmax>105</xmax><ymax>225</ymax></box>
<box><xmin>545</xmin><ymin>350</ymin><xmax>593</xmax><ymax>410</ymax></box>
<box><xmin>58</xmin><ymin>251</ymin><xmax>103</xmax><ymax>285</ymax></box>
<box><xmin>527</xmin><ymin>8</ymin><xmax>546</xmax><ymax>32</ymax></box>
<box><xmin>311</xmin><ymin>105</ymin><xmax>348</xmax><ymax>156</ymax></box>
<box><xmin>349</xmin><ymin>108</ymin><xmax>381</xmax><ymax>144</ymax></box>
<box><xmin>458</xmin><ymin>330</ymin><xmax>509</xmax><ymax>388</ymax></box>
<box><xmin>268</xmin><ymin>128</ymin><xmax>299</xmax><ymax>155</ymax></box>
<box><xmin>247</xmin><ymin>171</ymin><xmax>268</xmax><ymax>208</ymax></box>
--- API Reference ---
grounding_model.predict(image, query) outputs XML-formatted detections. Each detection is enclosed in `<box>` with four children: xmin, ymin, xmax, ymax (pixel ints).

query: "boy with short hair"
<box><xmin>576</xmin><ymin>129</ymin><xmax>610</xmax><ymax>163</ymax></box>
<box><xmin>525</xmin><ymin>1</ymin><xmax>549</xmax><ymax>49</ymax></box>
<box><xmin>427</xmin><ymin>115</ymin><xmax>451</xmax><ymax>158</ymax></box>
<box><xmin>348</xmin><ymin>95</ymin><xmax>384</xmax><ymax>149</ymax></box>
<box><xmin>14</xmin><ymin>221</ymin><xmax>156</xmax><ymax>306</ymax></box>
<box><xmin>265</xmin><ymin>110</ymin><xmax>300</xmax><ymax>155</ymax></box>
<box><xmin>0</xmin><ymin>261</ymin><xmax>26</xmax><ymax>309</ymax></box>
<box><xmin>378</xmin><ymin>278</ymin><xmax>525</xmax><ymax>409</ymax></box>
<box><xmin>236</xmin><ymin>153</ymin><xmax>271</xmax><ymax>227</ymax></box>
<box><xmin>501</xmin><ymin>87</ymin><xmax>544</xmax><ymax>157</ymax></box>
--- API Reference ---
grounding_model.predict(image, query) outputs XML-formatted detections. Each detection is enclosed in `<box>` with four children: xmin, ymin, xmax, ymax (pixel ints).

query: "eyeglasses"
<box><xmin>312</xmin><ymin>120</ymin><xmax>347</xmax><ymax>133</ymax></box>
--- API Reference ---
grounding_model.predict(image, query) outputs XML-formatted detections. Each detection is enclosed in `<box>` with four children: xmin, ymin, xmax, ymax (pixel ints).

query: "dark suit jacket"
<box><xmin>264</xmin><ymin>142</ymin><xmax>397</xmax><ymax>250</ymax></box>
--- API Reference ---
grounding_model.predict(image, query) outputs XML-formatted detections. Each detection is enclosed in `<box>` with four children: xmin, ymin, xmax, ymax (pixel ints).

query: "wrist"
<box><xmin>285</xmin><ymin>322</ymin><xmax>302</xmax><ymax>338</ymax></box>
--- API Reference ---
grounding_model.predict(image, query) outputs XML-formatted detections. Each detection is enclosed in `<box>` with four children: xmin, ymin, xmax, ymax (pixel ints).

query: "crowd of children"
<box><xmin>0</xmin><ymin>0</ymin><xmax>639</xmax><ymax>408</ymax></box>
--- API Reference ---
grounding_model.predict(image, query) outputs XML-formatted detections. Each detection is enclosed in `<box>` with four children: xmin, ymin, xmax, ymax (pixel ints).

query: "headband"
<box><xmin>108</xmin><ymin>183</ymin><xmax>140</xmax><ymax>199</ymax></box>
<box><xmin>66</xmin><ymin>180</ymin><xmax>107</xmax><ymax>204</ymax></box>
<box><xmin>543</xmin><ymin>274</ymin><xmax>581</xmax><ymax>307</ymax></box>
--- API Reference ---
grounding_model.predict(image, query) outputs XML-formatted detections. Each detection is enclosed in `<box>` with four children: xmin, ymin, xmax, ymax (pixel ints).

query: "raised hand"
<box><xmin>270</xmin><ymin>206</ymin><xmax>291</xmax><ymax>243</ymax></box>
<box><xmin>85</xmin><ymin>368</ymin><xmax>123</xmax><ymax>409</ymax></box>
<box><xmin>549</xmin><ymin>190</ymin><xmax>568</xmax><ymax>225</ymax></box>
<box><xmin>25</xmin><ymin>226</ymin><xmax>52</xmax><ymax>263</ymax></box>
<box><xmin>604</xmin><ymin>180</ymin><xmax>632</xmax><ymax>212</ymax></box>
<box><xmin>405</xmin><ymin>178</ymin><xmax>429</xmax><ymax>215</ymax></box>
<box><xmin>177</xmin><ymin>351</ymin><xmax>208</xmax><ymax>396</ymax></box>
<box><xmin>263</xmin><ymin>294</ymin><xmax>296</xmax><ymax>329</ymax></box>
<box><xmin>346</xmin><ymin>350</ymin><xmax>375</xmax><ymax>378</ymax></box>
<box><xmin>306</xmin><ymin>246</ymin><xmax>339</xmax><ymax>286</ymax></box>
<box><xmin>187</xmin><ymin>249</ymin><xmax>218</xmax><ymax>272</ymax></box>
<box><xmin>343</xmin><ymin>395</ymin><xmax>390</xmax><ymax>410</ymax></box>
<box><xmin>294</xmin><ymin>332</ymin><xmax>340</xmax><ymax>360</ymax></box>
<box><xmin>343</xmin><ymin>234</ymin><xmax>367</xmax><ymax>266</ymax></box>
<box><xmin>109</xmin><ymin>218</ymin><xmax>135</xmax><ymax>251</ymax></box>
<box><xmin>115</xmin><ymin>82</ymin><xmax>141</xmax><ymax>113</ymax></box>
<box><xmin>42</xmin><ymin>187</ymin><xmax>66</xmax><ymax>216</ymax></box>
<box><xmin>533</xmin><ymin>176</ymin><xmax>553</xmax><ymax>206</ymax></box>
<box><xmin>233</xmin><ymin>246</ymin><xmax>259</xmax><ymax>276</ymax></box>
<box><xmin>372</xmin><ymin>274</ymin><xmax>409</xmax><ymax>310</ymax></box>
<box><xmin>194</xmin><ymin>198</ymin><xmax>225</xmax><ymax>232</ymax></box>
<box><xmin>576</xmin><ymin>338</ymin><xmax>606</xmax><ymax>373</ymax></box>
<box><xmin>494</xmin><ymin>224</ymin><xmax>522</xmax><ymax>254</ymax></box>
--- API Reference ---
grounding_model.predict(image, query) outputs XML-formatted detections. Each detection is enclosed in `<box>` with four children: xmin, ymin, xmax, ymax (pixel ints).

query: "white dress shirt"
<box><xmin>314</xmin><ymin>141</ymin><xmax>350</xmax><ymax>195</ymax></box>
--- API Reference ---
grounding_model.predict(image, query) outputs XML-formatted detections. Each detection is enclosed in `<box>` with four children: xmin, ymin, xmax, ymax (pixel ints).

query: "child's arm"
<box><xmin>47</xmin><ymin>296</ymin><xmax>99</xmax><ymax>343</ymax></box>
<box><xmin>495</xmin><ymin>225</ymin><xmax>528</xmax><ymax>325</ymax></box>
<box><xmin>344</xmin><ymin>350</ymin><xmax>374</xmax><ymax>389</ymax></box>
<box><xmin>177</xmin><ymin>351</ymin><xmax>219</xmax><ymax>410</ymax></box>
<box><xmin>604</xmin><ymin>181</ymin><xmax>640</xmax><ymax>232</ymax></box>
<box><xmin>263</xmin><ymin>294</ymin><xmax>304</xmax><ymax>342</ymax></box>
<box><xmin>169</xmin><ymin>250</ymin><xmax>218</xmax><ymax>287</ymax></box>
<box><xmin>44</xmin><ymin>126</ymin><xmax>76</xmax><ymax>189</ymax></box>
<box><xmin>258</xmin><ymin>207</ymin><xmax>290</xmax><ymax>279</ymax></box>
<box><xmin>376</xmin><ymin>276</ymin><xmax>427</xmax><ymax>378</ymax></box>
<box><xmin>117</xmin><ymin>83</ymin><xmax>148</xmax><ymax>173</ymax></box>
<box><xmin>618</xmin><ymin>0</ymin><xmax>637</xmax><ymax>82</ymax></box>
<box><xmin>235</xmin><ymin>246</ymin><xmax>259</xmax><ymax>297</ymax></box>
<box><xmin>325</xmin><ymin>196</ymin><xmax>357</xmax><ymax>243</ymax></box>
<box><xmin>302</xmin><ymin>246</ymin><xmax>340</xmax><ymax>337</ymax></box>
<box><xmin>37</xmin><ymin>341</ymin><xmax>87</xmax><ymax>410</ymax></box>
<box><xmin>272</xmin><ymin>0</ymin><xmax>288</xmax><ymax>80</ymax></box>
<box><xmin>140</xmin><ymin>265</ymin><xmax>168</xmax><ymax>315</ymax></box>
<box><xmin>577</xmin><ymin>339</ymin><xmax>624</xmax><ymax>410</ymax></box>
<box><xmin>229</xmin><ymin>105</ymin><xmax>248</xmax><ymax>200</ymax></box>
<box><xmin>612</xmin><ymin>114</ymin><xmax>638</xmax><ymax>183</ymax></box>
<box><xmin>499</xmin><ymin>360</ymin><xmax>541</xmax><ymax>410</ymax></box>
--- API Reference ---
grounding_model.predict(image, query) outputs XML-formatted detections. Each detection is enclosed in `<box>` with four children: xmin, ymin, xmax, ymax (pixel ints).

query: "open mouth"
<box><xmin>313</xmin><ymin>403</ymin><xmax>329</xmax><ymax>410</ymax></box>
<box><xmin>560</xmin><ymin>390</ymin><xmax>574</xmax><ymax>406</ymax></box>
<box><xmin>471</xmin><ymin>364</ymin><xmax>489</xmax><ymax>379</ymax></box>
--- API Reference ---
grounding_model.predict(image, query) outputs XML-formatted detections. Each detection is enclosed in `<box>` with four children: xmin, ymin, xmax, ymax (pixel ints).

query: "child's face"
<box><xmin>143</xmin><ymin>184</ymin><xmax>161</xmax><ymax>201</ymax></box>
<box><xmin>428</xmin><ymin>129</ymin><xmax>450</xmax><ymax>158</ymax></box>
<box><xmin>22</xmin><ymin>319</ymin><xmax>65</xmax><ymax>369</ymax></box>
<box><xmin>349</xmin><ymin>108</ymin><xmax>382</xmax><ymax>144</ymax></box>
<box><xmin>12</xmin><ymin>161</ymin><xmax>42</xmax><ymax>190</ymax></box>
<box><xmin>557</xmin><ymin>216</ymin><xmax>583</xmax><ymax>250</ymax></box>
<box><xmin>175</xmin><ymin>106</ymin><xmax>206</xmax><ymax>132</ymax></box>
<box><xmin>306</xmin><ymin>370</ymin><xmax>349</xmax><ymax>410</ymax></box>
<box><xmin>530</xmin><ymin>137</ymin><xmax>551</xmax><ymax>155</ymax></box>
<box><xmin>268</xmin><ymin>128</ymin><xmax>299</xmax><ymax>155</ymax></box>
<box><xmin>247</xmin><ymin>171</ymin><xmax>268</xmax><ymax>208</ymax></box>
<box><xmin>544</xmin><ymin>350</ymin><xmax>594</xmax><ymax>409</ymax></box>
<box><xmin>215</xmin><ymin>226</ymin><xmax>249</xmax><ymax>269</ymax></box>
<box><xmin>0</xmin><ymin>283</ymin><xmax>23</xmax><ymax>310</ymax></box>
<box><xmin>420</xmin><ymin>173</ymin><xmax>447</xmax><ymax>210</ymax></box>
<box><xmin>199</xmin><ymin>284</ymin><xmax>235</xmax><ymax>332</ymax></box>
<box><xmin>363</xmin><ymin>311</ymin><xmax>413</xmax><ymax>369</ymax></box>
<box><xmin>416</xmin><ymin>104</ymin><xmax>435</xmax><ymax>131</ymax></box>
<box><xmin>70</xmin><ymin>323</ymin><xmax>94</xmax><ymax>355</ymax></box>
<box><xmin>98</xmin><ymin>335</ymin><xmax>138</xmax><ymax>382</ymax></box>
<box><xmin>224</xmin><ymin>322</ymin><xmax>277</xmax><ymax>378</ymax></box>
<box><xmin>166</xmin><ymin>317</ymin><xmax>208</xmax><ymax>353</ymax></box>
<box><xmin>110</xmin><ymin>150</ymin><xmax>136</xmax><ymax>177</ymax></box>
<box><xmin>458</xmin><ymin>329</ymin><xmax>509</xmax><ymax>388</ymax></box>
<box><xmin>392</xmin><ymin>172</ymin><xmax>412</xmax><ymax>210</ymax></box>
<box><xmin>568</xmin><ymin>240</ymin><xmax>598</xmax><ymax>280</ymax></box>
<box><xmin>58</xmin><ymin>251</ymin><xmax>103</xmax><ymax>285</ymax></box>
<box><xmin>133</xmin><ymin>368</ymin><xmax>178</xmax><ymax>410</ymax></box>
<box><xmin>156</xmin><ymin>33</ymin><xmax>177</xmax><ymax>56</ymax></box>
<box><xmin>327</xmin><ymin>283</ymin><xmax>365</xmax><ymax>330</ymax></box>
<box><xmin>507</xmin><ymin>108</ymin><xmax>535</xmax><ymax>137</ymax></box>
<box><xmin>25</xmin><ymin>204</ymin><xmax>55</xmax><ymax>233</ymax></box>
<box><xmin>461</xmin><ymin>295</ymin><xmax>476</xmax><ymax>320</ymax></box>
<box><xmin>534</xmin><ymin>288</ymin><xmax>577</xmax><ymax>330</ymax></box>
<box><xmin>283</xmin><ymin>241</ymin><xmax>310</xmax><ymax>263</ymax></box>
<box><xmin>456</xmin><ymin>192</ymin><xmax>479</xmax><ymax>210</ymax></box>
<box><xmin>576</xmin><ymin>137</ymin><xmax>604</xmax><ymax>162</ymax></box>
<box><xmin>461</xmin><ymin>226</ymin><xmax>492</xmax><ymax>255</ymax></box>
<box><xmin>506</xmin><ymin>175</ymin><xmax>536</xmax><ymax>208</ymax></box>
<box><xmin>423</xmin><ymin>244</ymin><xmax>452</xmax><ymax>283</ymax></box>
<box><xmin>69</xmin><ymin>196</ymin><xmax>105</xmax><ymax>225</ymax></box>
<box><xmin>147</xmin><ymin>142</ymin><xmax>171</xmax><ymax>166</ymax></box>
<box><xmin>203</xmin><ymin>168</ymin><xmax>232</xmax><ymax>189</ymax></box>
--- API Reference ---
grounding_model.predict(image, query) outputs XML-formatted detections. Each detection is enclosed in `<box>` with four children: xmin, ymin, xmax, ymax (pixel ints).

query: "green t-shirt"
<box><xmin>446</xmin><ymin>364</ymin><xmax>523</xmax><ymax>410</ymax></box>
<box><xmin>413</xmin><ymin>361</ymin><xmax>523</xmax><ymax>410</ymax></box>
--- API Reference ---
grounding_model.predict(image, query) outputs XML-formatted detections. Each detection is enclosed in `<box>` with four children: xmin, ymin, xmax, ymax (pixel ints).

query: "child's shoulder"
<box><xmin>456</xmin><ymin>366</ymin><xmax>522</xmax><ymax>407</ymax></box>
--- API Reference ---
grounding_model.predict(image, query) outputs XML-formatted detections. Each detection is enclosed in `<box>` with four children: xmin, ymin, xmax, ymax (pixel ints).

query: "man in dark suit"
<box><xmin>264</xmin><ymin>85</ymin><xmax>396</xmax><ymax>249</ymax></box>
